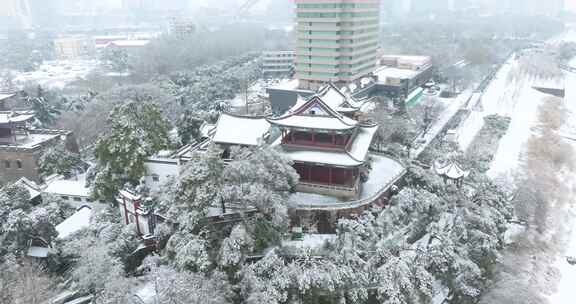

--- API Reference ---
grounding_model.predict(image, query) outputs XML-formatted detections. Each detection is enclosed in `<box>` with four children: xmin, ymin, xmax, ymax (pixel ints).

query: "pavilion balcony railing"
<box><xmin>283</xmin><ymin>140</ymin><xmax>348</xmax><ymax>150</ymax></box>
<box><xmin>297</xmin><ymin>178</ymin><xmax>359</xmax><ymax>194</ymax></box>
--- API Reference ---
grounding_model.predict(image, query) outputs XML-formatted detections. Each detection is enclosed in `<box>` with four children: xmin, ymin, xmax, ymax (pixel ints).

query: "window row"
<box><xmin>298</xmin><ymin>27</ymin><xmax>379</xmax><ymax>36</ymax></box>
<box><xmin>298</xmin><ymin>12</ymin><xmax>379</xmax><ymax>18</ymax></box>
<box><xmin>297</xmin><ymin>3</ymin><xmax>378</xmax><ymax>9</ymax></box>
<box><xmin>3</xmin><ymin>160</ymin><xmax>23</xmax><ymax>169</ymax></box>
<box><xmin>298</xmin><ymin>36</ymin><xmax>377</xmax><ymax>45</ymax></box>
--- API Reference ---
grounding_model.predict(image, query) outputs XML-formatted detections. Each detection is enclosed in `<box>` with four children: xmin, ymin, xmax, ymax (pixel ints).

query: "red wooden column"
<box><xmin>133</xmin><ymin>200</ymin><xmax>142</xmax><ymax>236</ymax></box>
<box><xmin>331</xmin><ymin>133</ymin><xmax>336</xmax><ymax>145</ymax></box>
<box><xmin>311</xmin><ymin>130</ymin><xmax>316</xmax><ymax>144</ymax></box>
<box><xmin>122</xmin><ymin>197</ymin><xmax>129</xmax><ymax>225</ymax></box>
<box><xmin>290</xmin><ymin>130</ymin><xmax>295</xmax><ymax>144</ymax></box>
<box><xmin>307</xmin><ymin>165</ymin><xmax>312</xmax><ymax>182</ymax></box>
<box><xmin>328</xmin><ymin>167</ymin><xmax>333</xmax><ymax>185</ymax></box>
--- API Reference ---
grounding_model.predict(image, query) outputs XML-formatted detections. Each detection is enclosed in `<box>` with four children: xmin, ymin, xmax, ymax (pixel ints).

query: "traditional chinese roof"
<box><xmin>348</xmin><ymin>124</ymin><xmax>379</xmax><ymax>162</ymax></box>
<box><xmin>44</xmin><ymin>179</ymin><xmax>90</xmax><ymax>198</ymax></box>
<box><xmin>277</xmin><ymin>123</ymin><xmax>378</xmax><ymax>167</ymax></box>
<box><xmin>283</xmin><ymin>146</ymin><xmax>364</xmax><ymax>167</ymax></box>
<box><xmin>316</xmin><ymin>83</ymin><xmax>365</xmax><ymax>113</ymax></box>
<box><xmin>14</xmin><ymin>177</ymin><xmax>42</xmax><ymax>200</ymax></box>
<box><xmin>56</xmin><ymin>206</ymin><xmax>92</xmax><ymax>239</ymax></box>
<box><xmin>0</xmin><ymin>93</ymin><xmax>15</xmax><ymax>101</ymax></box>
<box><xmin>0</xmin><ymin>111</ymin><xmax>35</xmax><ymax>125</ymax></box>
<box><xmin>267</xmin><ymin>95</ymin><xmax>358</xmax><ymax>131</ymax></box>
<box><xmin>213</xmin><ymin>113</ymin><xmax>270</xmax><ymax>146</ymax></box>
<box><xmin>433</xmin><ymin>160</ymin><xmax>470</xmax><ymax>180</ymax></box>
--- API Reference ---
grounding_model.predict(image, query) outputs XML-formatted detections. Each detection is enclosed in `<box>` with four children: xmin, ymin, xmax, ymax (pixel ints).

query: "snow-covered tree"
<box><xmin>367</xmin><ymin>249</ymin><xmax>434</xmax><ymax>304</ymax></box>
<box><xmin>39</xmin><ymin>144</ymin><xmax>83</xmax><ymax>178</ymax></box>
<box><xmin>0</xmin><ymin>185</ymin><xmax>62</xmax><ymax>259</ymax></box>
<box><xmin>177</xmin><ymin>110</ymin><xmax>205</xmax><ymax>145</ymax></box>
<box><xmin>139</xmin><ymin>257</ymin><xmax>232</xmax><ymax>304</ymax></box>
<box><xmin>101</xmin><ymin>47</ymin><xmax>130</xmax><ymax>72</ymax></box>
<box><xmin>159</xmin><ymin>147</ymin><xmax>225</xmax><ymax>229</ymax></box>
<box><xmin>0</xmin><ymin>259</ymin><xmax>55</xmax><ymax>304</ymax></box>
<box><xmin>222</xmin><ymin>146</ymin><xmax>299</xmax><ymax>226</ymax></box>
<box><xmin>241</xmin><ymin>251</ymin><xmax>291</xmax><ymax>304</ymax></box>
<box><xmin>164</xmin><ymin>231</ymin><xmax>212</xmax><ymax>273</ymax></box>
<box><xmin>218</xmin><ymin>224</ymin><xmax>255</xmax><ymax>271</ymax></box>
<box><xmin>71</xmin><ymin>245</ymin><xmax>124</xmax><ymax>294</ymax></box>
<box><xmin>91</xmin><ymin>100</ymin><xmax>171</xmax><ymax>200</ymax></box>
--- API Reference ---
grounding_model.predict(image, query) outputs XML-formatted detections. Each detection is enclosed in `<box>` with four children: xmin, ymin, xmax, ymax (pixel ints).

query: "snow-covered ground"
<box><xmin>411</xmin><ymin>89</ymin><xmax>472</xmax><ymax>158</ymax></box>
<box><xmin>10</xmin><ymin>60</ymin><xmax>99</xmax><ymax>90</ymax></box>
<box><xmin>455</xmin><ymin>53</ymin><xmax>563</xmax><ymax>178</ymax></box>
<box><xmin>547</xmin><ymin>61</ymin><xmax>576</xmax><ymax>304</ymax></box>
<box><xmin>477</xmin><ymin>35</ymin><xmax>576</xmax><ymax>302</ymax></box>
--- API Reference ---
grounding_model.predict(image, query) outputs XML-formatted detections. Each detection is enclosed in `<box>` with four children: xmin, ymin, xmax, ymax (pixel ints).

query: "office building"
<box><xmin>262</xmin><ymin>51</ymin><xmax>296</xmax><ymax>78</ymax></box>
<box><xmin>295</xmin><ymin>0</ymin><xmax>381</xmax><ymax>90</ymax></box>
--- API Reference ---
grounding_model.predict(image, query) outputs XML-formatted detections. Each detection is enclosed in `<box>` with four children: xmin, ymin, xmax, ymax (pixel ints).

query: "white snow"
<box><xmin>270</xmin><ymin>115</ymin><xmax>356</xmax><ymax>131</ymax></box>
<box><xmin>56</xmin><ymin>206</ymin><xmax>92</xmax><ymax>239</ymax></box>
<box><xmin>108</xmin><ymin>40</ymin><xmax>150</xmax><ymax>47</ymax></box>
<box><xmin>348</xmin><ymin>125</ymin><xmax>379</xmax><ymax>162</ymax></box>
<box><xmin>27</xmin><ymin>246</ymin><xmax>50</xmax><ymax>258</ymax></box>
<box><xmin>282</xmin><ymin>234</ymin><xmax>336</xmax><ymax>249</ymax></box>
<box><xmin>289</xmin><ymin>154</ymin><xmax>405</xmax><ymax>209</ymax></box>
<box><xmin>212</xmin><ymin>113</ymin><xmax>270</xmax><ymax>146</ymax></box>
<box><xmin>12</xmin><ymin>60</ymin><xmax>98</xmax><ymax>90</ymax></box>
<box><xmin>283</xmin><ymin>148</ymin><xmax>364</xmax><ymax>167</ymax></box>
<box><xmin>411</xmin><ymin>89</ymin><xmax>472</xmax><ymax>158</ymax></box>
<box><xmin>270</xmin><ymin>78</ymin><xmax>300</xmax><ymax>91</ymax></box>
<box><xmin>547</xmin><ymin>56</ymin><xmax>576</xmax><ymax>304</ymax></box>
<box><xmin>0</xmin><ymin>93</ymin><xmax>15</xmax><ymax>101</ymax></box>
<box><xmin>43</xmin><ymin>179</ymin><xmax>90</xmax><ymax>198</ymax></box>
<box><xmin>134</xmin><ymin>283</ymin><xmax>157</xmax><ymax>304</ymax></box>
<box><xmin>374</xmin><ymin>66</ymin><xmax>420</xmax><ymax>82</ymax></box>
<box><xmin>14</xmin><ymin>177</ymin><xmax>42</xmax><ymax>200</ymax></box>
<box><xmin>0</xmin><ymin>112</ymin><xmax>35</xmax><ymax>124</ymax></box>
<box><xmin>486</xmin><ymin>57</ymin><xmax>563</xmax><ymax>178</ymax></box>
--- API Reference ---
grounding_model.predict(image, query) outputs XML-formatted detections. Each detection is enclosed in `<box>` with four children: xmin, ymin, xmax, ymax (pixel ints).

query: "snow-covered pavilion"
<box><xmin>268</xmin><ymin>85</ymin><xmax>378</xmax><ymax>198</ymax></box>
<box><xmin>433</xmin><ymin>159</ymin><xmax>470</xmax><ymax>188</ymax></box>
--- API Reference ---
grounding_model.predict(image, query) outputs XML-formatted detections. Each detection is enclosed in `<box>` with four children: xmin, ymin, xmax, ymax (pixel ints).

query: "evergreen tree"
<box><xmin>39</xmin><ymin>144</ymin><xmax>83</xmax><ymax>178</ymax></box>
<box><xmin>91</xmin><ymin>101</ymin><xmax>171</xmax><ymax>201</ymax></box>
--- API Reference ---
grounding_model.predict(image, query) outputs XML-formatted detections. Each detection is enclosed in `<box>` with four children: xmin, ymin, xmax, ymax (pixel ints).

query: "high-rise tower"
<box><xmin>295</xmin><ymin>0</ymin><xmax>381</xmax><ymax>90</ymax></box>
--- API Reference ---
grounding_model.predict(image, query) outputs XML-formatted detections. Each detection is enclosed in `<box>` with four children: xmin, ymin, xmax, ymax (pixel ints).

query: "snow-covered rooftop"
<box><xmin>433</xmin><ymin>160</ymin><xmax>470</xmax><ymax>179</ymax></box>
<box><xmin>374</xmin><ymin>66</ymin><xmax>420</xmax><ymax>81</ymax></box>
<box><xmin>108</xmin><ymin>40</ymin><xmax>150</xmax><ymax>47</ymax></box>
<box><xmin>212</xmin><ymin>113</ymin><xmax>270</xmax><ymax>146</ymax></box>
<box><xmin>283</xmin><ymin>147</ymin><xmax>364</xmax><ymax>167</ymax></box>
<box><xmin>348</xmin><ymin>125</ymin><xmax>379</xmax><ymax>162</ymax></box>
<box><xmin>268</xmin><ymin>95</ymin><xmax>358</xmax><ymax>131</ymax></box>
<box><xmin>0</xmin><ymin>111</ymin><xmax>35</xmax><ymax>124</ymax></box>
<box><xmin>44</xmin><ymin>179</ymin><xmax>90</xmax><ymax>198</ymax></box>
<box><xmin>317</xmin><ymin>83</ymin><xmax>365</xmax><ymax>112</ymax></box>
<box><xmin>14</xmin><ymin>177</ymin><xmax>42</xmax><ymax>200</ymax></box>
<box><xmin>269</xmin><ymin>115</ymin><xmax>357</xmax><ymax>131</ymax></box>
<box><xmin>0</xmin><ymin>93</ymin><xmax>15</xmax><ymax>101</ymax></box>
<box><xmin>381</xmin><ymin>54</ymin><xmax>432</xmax><ymax>66</ymax></box>
<box><xmin>269</xmin><ymin>78</ymin><xmax>301</xmax><ymax>91</ymax></box>
<box><xmin>1</xmin><ymin>132</ymin><xmax>62</xmax><ymax>149</ymax></box>
<box><xmin>56</xmin><ymin>206</ymin><xmax>92</xmax><ymax>239</ymax></box>
<box><xmin>27</xmin><ymin>246</ymin><xmax>50</xmax><ymax>258</ymax></box>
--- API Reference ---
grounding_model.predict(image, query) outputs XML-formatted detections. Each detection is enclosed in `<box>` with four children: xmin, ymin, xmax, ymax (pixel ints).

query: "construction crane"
<box><xmin>236</xmin><ymin>0</ymin><xmax>262</xmax><ymax>19</ymax></box>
